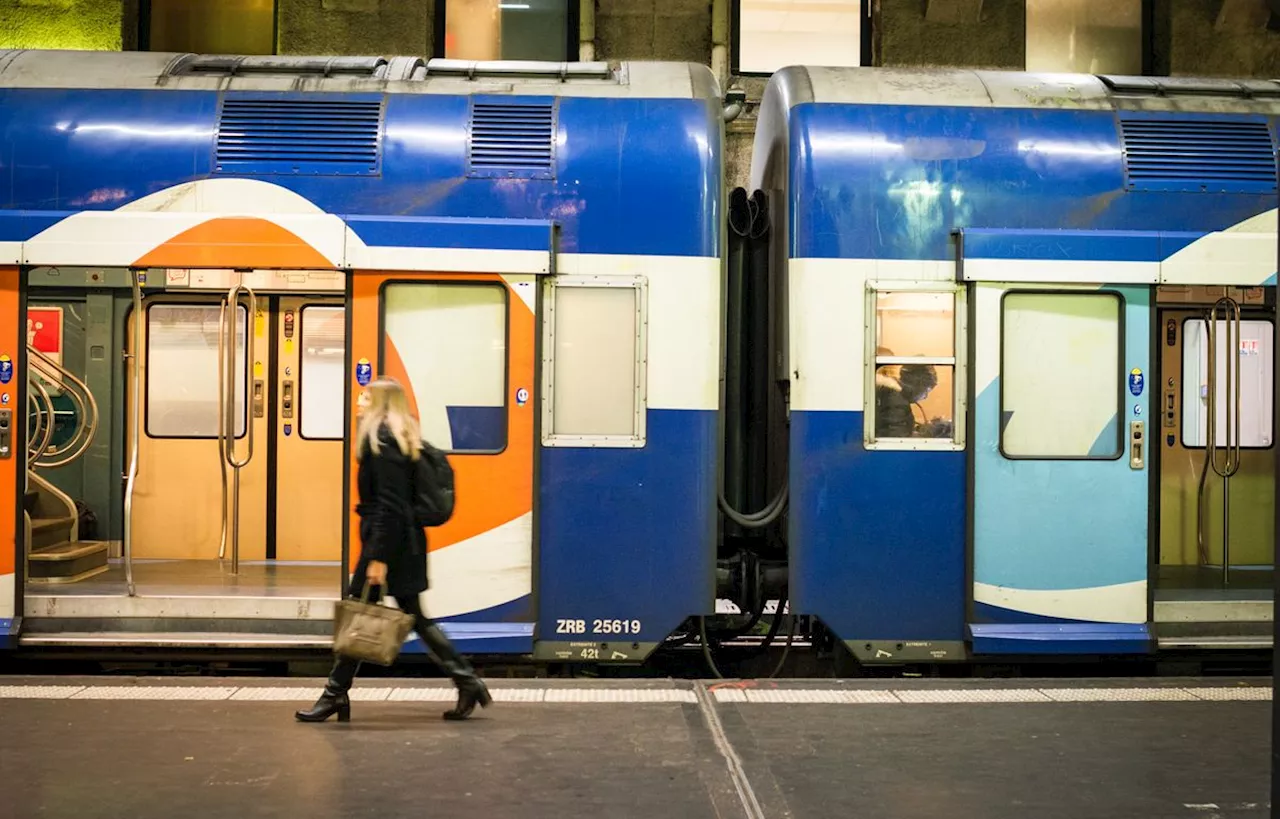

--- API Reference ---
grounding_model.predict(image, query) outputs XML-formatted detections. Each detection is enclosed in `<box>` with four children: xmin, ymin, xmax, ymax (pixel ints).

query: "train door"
<box><xmin>1153</xmin><ymin>286</ymin><xmax>1273</xmax><ymax>649</ymax></box>
<box><xmin>126</xmin><ymin>279</ymin><xmax>346</xmax><ymax>592</ymax></box>
<box><xmin>349</xmin><ymin>271</ymin><xmax>535</xmax><ymax>641</ymax></box>
<box><xmin>970</xmin><ymin>284</ymin><xmax>1151</xmax><ymax>653</ymax></box>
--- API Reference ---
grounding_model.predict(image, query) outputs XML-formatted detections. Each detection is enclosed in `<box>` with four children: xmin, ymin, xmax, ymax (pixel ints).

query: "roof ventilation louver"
<box><xmin>467</xmin><ymin>99</ymin><xmax>556</xmax><ymax>179</ymax></box>
<box><xmin>1119</xmin><ymin>116</ymin><xmax>1277</xmax><ymax>193</ymax></box>
<box><xmin>215</xmin><ymin>97</ymin><xmax>383</xmax><ymax>176</ymax></box>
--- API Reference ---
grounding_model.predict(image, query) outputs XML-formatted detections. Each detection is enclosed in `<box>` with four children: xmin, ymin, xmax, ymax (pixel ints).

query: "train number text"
<box><xmin>555</xmin><ymin>619</ymin><xmax>643</xmax><ymax>635</ymax></box>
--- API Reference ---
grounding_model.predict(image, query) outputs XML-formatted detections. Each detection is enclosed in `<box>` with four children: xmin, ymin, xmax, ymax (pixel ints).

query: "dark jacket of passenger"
<box><xmin>351</xmin><ymin>425</ymin><xmax>428</xmax><ymax>597</ymax></box>
<box><xmin>874</xmin><ymin>372</ymin><xmax>916</xmax><ymax>438</ymax></box>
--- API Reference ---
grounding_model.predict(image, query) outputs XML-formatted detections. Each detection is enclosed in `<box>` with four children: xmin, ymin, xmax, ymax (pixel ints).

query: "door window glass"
<box><xmin>382</xmin><ymin>283</ymin><xmax>507</xmax><ymax>452</ymax></box>
<box><xmin>300</xmin><ymin>306</ymin><xmax>345</xmax><ymax>440</ymax></box>
<box><xmin>146</xmin><ymin>304</ymin><xmax>247</xmax><ymax>438</ymax></box>
<box><xmin>1001</xmin><ymin>292</ymin><xmax>1122</xmax><ymax>459</ymax></box>
<box><xmin>1181</xmin><ymin>318</ymin><xmax>1274</xmax><ymax>448</ymax></box>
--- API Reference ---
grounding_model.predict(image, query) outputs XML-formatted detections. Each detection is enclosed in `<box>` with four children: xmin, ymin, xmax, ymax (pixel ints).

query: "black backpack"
<box><xmin>411</xmin><ymin>442</ymin><xmax>455</xmax><ymax>527</ymax></box>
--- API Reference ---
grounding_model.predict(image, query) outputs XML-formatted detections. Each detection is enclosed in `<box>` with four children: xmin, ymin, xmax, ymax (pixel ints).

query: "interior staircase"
<box><xmin>25</xmin><ymin>344</ymin><xmax>107</xmax><ymax>584</ymax></box>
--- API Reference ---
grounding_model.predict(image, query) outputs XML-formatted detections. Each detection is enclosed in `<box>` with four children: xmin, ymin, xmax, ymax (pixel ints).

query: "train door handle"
<box><xmin>1129</xmin><ymin>420</ymin><xmax>1145</xmax><ymax>470</ymax></box>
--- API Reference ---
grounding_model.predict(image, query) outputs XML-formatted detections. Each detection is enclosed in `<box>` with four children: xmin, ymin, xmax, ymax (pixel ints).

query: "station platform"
<box><xmin>0</xmin><ymin>676</ymin><xmax>1269</xmax><ymax>818</ymax></box>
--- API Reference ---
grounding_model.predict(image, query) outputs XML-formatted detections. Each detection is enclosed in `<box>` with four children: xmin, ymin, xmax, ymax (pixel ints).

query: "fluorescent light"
<box><xmin>500</xmin><ymin>3</ymin><xmax>531</xmax><ymax>8</ymax></box>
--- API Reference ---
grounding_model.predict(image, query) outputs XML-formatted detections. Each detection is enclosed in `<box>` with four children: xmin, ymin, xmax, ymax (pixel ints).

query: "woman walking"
<box><xmin>296</xmin><ymin>377</ymin><xmax>491</xmax><ymax>723</ymax></box>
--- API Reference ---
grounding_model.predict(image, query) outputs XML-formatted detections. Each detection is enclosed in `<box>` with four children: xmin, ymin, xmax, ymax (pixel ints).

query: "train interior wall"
<box><xmin>1152</xmin><ymin>285</ymin><xmax>1274</xmax><ymax>646</ymax></box>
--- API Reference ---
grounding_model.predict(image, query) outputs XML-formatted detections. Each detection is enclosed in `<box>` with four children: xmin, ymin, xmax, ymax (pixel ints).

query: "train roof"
<box><xmin>751</xmin><ymin>64</ymin><xmax>1280</xmax><ymax>193</ymax></box>
<box><xmin>765</xmin><ymin>65</ymin><xmax>1280</xmax><ymax>113</ymax></box>
<box><xmin>0</xmin><ymin>49</ymin><xmax>720</xmax><ymax>101</ymax></box>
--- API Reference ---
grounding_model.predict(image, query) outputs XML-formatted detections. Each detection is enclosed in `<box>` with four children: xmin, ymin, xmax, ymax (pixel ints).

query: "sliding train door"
<box><xmin>126</xmin><ymin>279</ymin><xmax>346</xmax><ymax>586</ymax></box>
<box><xmin>349</xmin><ymin>271</ymin><xmax>535</xmax><ymax>651</ymax></box>
<box><xmin>969</xmin><ymin>284</ymin><xmax>1151</xmax><ymax>653</ymax></box>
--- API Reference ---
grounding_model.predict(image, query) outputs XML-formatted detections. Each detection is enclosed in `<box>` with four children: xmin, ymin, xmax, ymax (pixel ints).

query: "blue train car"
<box><xmin>753</xmin><ymin>67</ymin><xmax>1277</xmax><ymax>662</ymax></box>
<box><xmin>0</xmin><ymin>50</ymin><xmax>723</xmax><ymax>660</ymax></box>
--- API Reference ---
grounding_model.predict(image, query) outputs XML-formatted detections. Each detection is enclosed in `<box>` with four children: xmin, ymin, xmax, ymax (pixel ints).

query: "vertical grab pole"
<box><xmin>223</xmin><ymin>283</ymin><xmax>257</xmax><ymax>576</ymax></box>
<box><xmin>122</xmin><ymin>269</ymin><xmax>144</xmax><ymax>597</ymax></box>
<box><xmin>1208</xmin><ymin>297</ymin><xmax>1243</xmax><ymax>588</ymax></box>
<box><xmin>217</xmin><ymin>300</ymin><xmax>229</xmax><ymax>561</ymax></box>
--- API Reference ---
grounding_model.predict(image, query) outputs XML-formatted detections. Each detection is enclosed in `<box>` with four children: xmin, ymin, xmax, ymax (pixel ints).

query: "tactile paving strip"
<box><xmin>71</xmin><ymin>686</ymin><xmax>238</xmax><ymax>701</ymax></box>
<box><xmin>543</xmin><ymin>688</ymin><xmax>697</xmax><ymax>703</ymax></box>
<box><xmin>894</xmin><ymin>688</ymin><xmax>1053</xmax><ymax>704</ymax></box>
<box><xmin>1038</xmin><ymin>687</ymin><xmax>1200</xmax><ymax>702</ymax></box>
<box><xmin>0</xmin><ymin>683</ymin><xmax>1269</xmax><ymax>703</ymax></box>
<box><xmin>739</xmin><ymin>689</ymin><xmax>900</xmax><ymax>704</ymax></box>
<box><xmin>1184</xmin><ymin>687</ymin><xmax>1272</xmax><ymax>701</ymax></box>
<box><xmin>0</xmin><ymin>685</ymin><xmax>86</xmax><ymax>699</ymax></box>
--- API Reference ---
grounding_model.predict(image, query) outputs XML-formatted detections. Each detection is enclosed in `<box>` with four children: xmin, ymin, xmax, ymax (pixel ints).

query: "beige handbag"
<box><xmin>333</xmin><ymin>586</ymin><xmax>415</xmax><ymax>666</ymax></box>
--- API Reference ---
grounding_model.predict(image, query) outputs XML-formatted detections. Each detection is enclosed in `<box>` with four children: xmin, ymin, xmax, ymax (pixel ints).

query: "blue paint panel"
<box><xmin>790</xmin><ymin>103</ymin><xmax>1275</xmax><ymax>260</ymax></box>
<box><xmin>0</xmin><ymin>618</ymin><xmax>15</xmax><ymax>650</ymax></box>
<box><xmin>788</xmin><ymin>410</ymin><xmax>966</xmax><ymax>642</ymax></box>
<box><xmin>440</xmin><ymin>594</ymin><xmax>533</xmax><ymax>625</ymax></box>
<box><xmin>403</xmin><ymin>621</ymin><xmax>534</xmax><ymax>656</ymax></box>
<box><xmin>386</xmin><ymin>596</ymin><xmax>532</xmax><ymax>655</ymax></box>
<box><xmin>973</xmin><ymin>286</ymin><xmax>1149</xmax><ymax>613</ymax></box>
<box><xmin>962</xmin><ymin>229</ymin><xmax>1164</xmax><ymax>262</ymax></box>
<box><xmin>445</xmin><ymin>405</ymin><xmax>506</xmax><ymax>452</ymax></box>
<box><xmin>0</xmin><ymin>211</ymin><xmax>67</xmax><ymax>241</ymax></box>
<box><xmin>344</xmin><ymin>215</ymin><xmax>554</xmax><ymax>251</ymax></box>
<box><xmin>537</xmin><ymin>410</ymin><xmax>717</xmax><ymax>644</ymax></box>
<box><xmin>961</xmin><ymin>229</ymin><xmax>1221</xmax><ymax>264</ymax></box>
<box><xmin>970</xmin><ymin>623</ymin><xmax>1150</xmax><ymax>655</ymax></box>
<box><xmin>0</xmin><ymin>89</ymin><xmax>720</xmax><ymax>258</ymax></box>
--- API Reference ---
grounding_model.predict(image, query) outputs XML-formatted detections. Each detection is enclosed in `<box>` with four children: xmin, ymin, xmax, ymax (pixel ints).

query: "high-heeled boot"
<box><xmin>420</xmin><ymin>624</ymin><xmax>491</xmax><ymax>720</ymax></box>
<box><xmin>295</xmin><ymin>657</ymin><xmax>357</xmax><ymax>722</ymax></box>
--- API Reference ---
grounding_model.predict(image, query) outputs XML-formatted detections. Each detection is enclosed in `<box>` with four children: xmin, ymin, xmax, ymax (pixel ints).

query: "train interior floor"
<box><xmin>0</xmin><ymin>677</ymin><xmax>1269</xmax><ymax>819</ymax></box>
<box><xmin>26</xmin><ymin>558</ymin><xmax>341</xmax><ymax>598</ymax></box>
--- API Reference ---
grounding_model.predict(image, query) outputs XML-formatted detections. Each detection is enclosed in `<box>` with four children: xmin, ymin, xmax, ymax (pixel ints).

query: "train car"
<box><xmin>0</xmin><ymin>49</ymin><xmax>724</xmax><ymax>662</ymax></box>
<box><xmin>753</xmin><ymin>67</ymin><xmax>1277</xmax><ymax>663</ymax></box>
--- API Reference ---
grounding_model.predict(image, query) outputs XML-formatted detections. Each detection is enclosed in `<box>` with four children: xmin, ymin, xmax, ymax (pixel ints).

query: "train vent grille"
<box><xmin>467</xmin><ymin>100</ymin><xmax>556</xmax><ymax>178</ymax></box>
<box><xmin>1120</xmin><ymin>117</ymin><xmax>1277</xmax><ymax>192</ymax></box>
<box><xmin>215</xmin><ymin>98</ymin><xmax>383</xmax><ymax>176</ymax></box>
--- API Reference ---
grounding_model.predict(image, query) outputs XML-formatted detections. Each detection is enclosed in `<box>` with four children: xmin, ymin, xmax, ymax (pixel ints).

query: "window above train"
<box><xmin>734</xmin><ymin>0</ymin><xmax>863</xmax><ymax>75</ymax></box>
<box><xmin>1026</xmin><ymin>0</ymin><xmax>1141</xmax><ymax>75</ymax></box>
<box><xmin>865</xmin><ymin>284</ymin><xmax>966</xmax><ymax>452</ymax></box>
<box><xmin>443</xmin><ymin>0</ymin><xmax>572</xmax><ymax>62</ymax></box>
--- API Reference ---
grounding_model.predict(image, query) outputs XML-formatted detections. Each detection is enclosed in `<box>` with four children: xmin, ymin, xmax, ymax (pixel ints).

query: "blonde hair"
<box><xmin>355</xmin><ymin>378</ymin><xmax>422</xmax><ymax>461</ymax></box>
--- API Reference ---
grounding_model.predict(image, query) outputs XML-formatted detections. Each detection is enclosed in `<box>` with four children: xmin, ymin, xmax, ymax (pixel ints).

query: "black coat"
<box><xmin>351</xmin><ymin>426</ymin><xmax>428</xmax><ymax>598</ymax></box>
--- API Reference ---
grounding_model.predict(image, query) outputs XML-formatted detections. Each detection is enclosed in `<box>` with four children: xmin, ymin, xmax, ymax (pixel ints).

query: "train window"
<box><xmin>145</xmin><ymin>304</ymin><xmax>247</xmax><ymax>439</ymax></box>
<box><xmin>444</xmin><ymin>0</ymin><xmax>571</xmax><ymax>61</ymax></box>
<box><xmin>1180</xmin><ymin>319</ymin><xmax>1274</xmax><ymax>449</ymax></box>
<box><xmin>147</xmin><ymin>0</ymin><xmax>276</xmax><ymax>56</ymax></box>
<box><xmin>735</xmin><ymin>0</ymin><xmax>862</xmax><ymax>75</ymax></box>
<box><xmin>299</xmin><ymin>306</ymin><xmax>345</xmax><ymax>441</ymax></box>
<box><xmin>1001</xmin><ymin>292</ymin><xmax>1122</xmax><ymax>459</ymax></box>
<box><xmin>867</xmin><ymin>289</ymin><xmax>961</xmax><ymax>447</ymax></box>
<box><xmin>542</xmin><ymin>277</ymin><xmax>647</xmax><ymax>447</ymax></box>
<box><xmin>1026</xmin><ymin>0</ymin><xmax>1141</xmax><ymax>75</ymax></box>
<box><xmin>382</xmin><ymin>283</ymin><xmax>507</xmax><ymax>453</ymax></box>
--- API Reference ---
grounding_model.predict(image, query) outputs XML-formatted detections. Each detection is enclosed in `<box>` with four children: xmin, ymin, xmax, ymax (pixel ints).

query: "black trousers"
<box><xmin>327</xmin><ymin>585</ymin><xmax>475</xmax><ymax>694</ymax></box>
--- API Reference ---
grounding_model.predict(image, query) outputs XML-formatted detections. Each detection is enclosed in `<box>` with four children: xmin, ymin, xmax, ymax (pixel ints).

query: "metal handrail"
<box><xmin>122</xmin><ymin>270</ymin><xmax>143</xmax><ymax>596</ymax></box>
<box><xmin>1204</xmin><ymin>298</ymin><xmax>1243</xmax><ymax>587</ymax></box>
<box><xmin>219</xmin><ymin>283</ymin><xmax>257</xmax><ymax>575</ymax></box>
<box><xmin>27</xmin><ymin>346</ymin><xmax>100</xmax><ymax>468</ymax></box>
<box><xmin>27</xmin><ymin>378</ymin><xmax>54</xmax><ymax>462</ymax></box>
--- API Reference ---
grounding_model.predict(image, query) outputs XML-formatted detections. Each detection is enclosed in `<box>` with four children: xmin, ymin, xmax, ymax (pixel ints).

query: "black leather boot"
<box><xmin>295</xmin><ymin>657</ymin><xmax>357</xmax><ymax>723</ymax></box>
<box><xmin>420</xmin><ymin>624</ymin><xmax>491</xmax><ymax>720</ymax></box>
<box><xmin>294</xmin><ymin>690</ymin><xmax>351</xmax><ymax>723</ymax></box>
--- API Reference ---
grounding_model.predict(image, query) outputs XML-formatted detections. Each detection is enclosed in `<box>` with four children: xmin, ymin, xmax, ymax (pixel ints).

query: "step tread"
<box><xmin>29</xmin><ymin>540</ymin><xmax>108</xmax><ymax>561</ymax></box>
<box><xmin>30</xmin><ymin>516</ymin><xmax>75</xmax><ymax>533</ymax></box>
